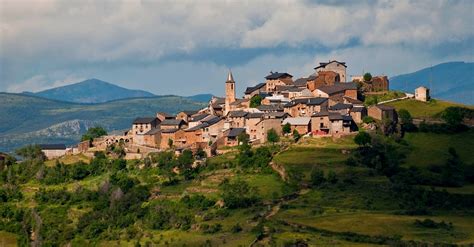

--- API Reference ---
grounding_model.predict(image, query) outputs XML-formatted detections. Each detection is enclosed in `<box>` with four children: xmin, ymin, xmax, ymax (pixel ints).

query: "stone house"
<box><xmin>244</xmin><ymin>83</ymin><xmax>266</xmax><ymax>99</ymax></box>
<box><xmin>138</xmin><ymin>128</ymin><xmax>161</xmax><ymax>148</ymax></box>
<box><xmin>188</xmin><ymin>113</ymin><xmax>211</xmax><ymax>128</ymax></box>
<box><xmin>223</xmin><ymin>128</ymin><xmax>247</xmax><ymax>146</ymax></box>
<box><xmin>209</xmin><ymin>97</ymin><xmax>225</xmax><ymax>116</ymax></box>
<box><xmin>176</xmin><ymin>110</ymin><xmax>198</xmax><ymax>122</ymax></box>
<box><xmin>132</xmin><ymin>117</ymin><xmax>159</xmax><ymax>135</ymax></box>
<box><xmin>227</xmin><ymin>110</ymin><xmax>248</xmax><ymax>128</ymax></box>
<box><xmin>328</xmin><ymin>113</ymin><xmax>353</xmax><ymax>135</ymax></box>
<box><xmin>160</xmin><ymin>129</ymin><xmax>186</xmax><ymax>149</ymax></box>
<box><xmin>284</xmin><ymin>97</ymin><xmax>328</xmax><ymax>117</ymax></box>
<box><xmin>229</xmin><ymin>98</ymin><xmax>250</xmax><ymax>112</ymax></box>
<box><xmin>328</xmin><ymin>103</ymin><xmax>353</xmax><ymax>115</ymax></box>
<box><xmin>368</xmin><ymin>105</ymin><xmax>397</xmax><ymax>121</ymax></box>
<box><xmin>415</xmin><ymin>86</ymin><xmax>430</xmax><ymax>102</ymax></box>
<box><xmin>265</xmin><ymin>72</ymin><xmax>293</xmax><ymax>92</ymax></box>
<box><xmin>156</xmin><ymin>112</ymin><xmax>175</xmax><ymax>122</ymax></box>
<box><xmin>160</xmin><ymin>119</ymin><xmax>186</xmax><ymax>130</ymax></box>
<box><xmin>261</xmin><ymin>94</ymin><xmax>290</xmax><ymax>106</ymax></box>
<box><xmin>245</xmin><ymin>113</ymin><xmax>282</xmax><ymax>143</ymax></box>
<box><xmin>39</xmin><ymin>144</ymin><xmax>67</xmax><ymax>159</ymax></box>
<box><xmin>306</xmin><ymin>71</ymin><xmax>340</xmax><ymax>91</ymax></box>
<box><xmin>314</xmin><ymin>60</ymin><xmax>347</xmax><ymax>82</ymax></box>
<box><xmin>286</xmin><ymin>88</ymin><xmax>313</xmax><ymax>99</ymax></box>
<box><xmin>311</xmin><ymin>111</ymin><xmax>330</xmax><ymax>135</ymax></box>
<box><xmin>293</xmin><ymin>77</ymin><xmax>309</xmax><ymax>88</ymax></box>
<box><xmin>313</xmin><ymin>82</ymin><xmax>358</xmax><ymax>100</ymax></box>
<box><xmin>282</xmin><ymin>117</ymin><xmax>311</xmax><ymax>134</ymax></box>
<box><xmin>343</xmin><ymin>96</ymin><xmax>364</xmax><ymax>107</ymax></box>
<box><xmin>349</xmin><ymin>106</ymin><xmax>367</xmax><ymax>124</ymax></box>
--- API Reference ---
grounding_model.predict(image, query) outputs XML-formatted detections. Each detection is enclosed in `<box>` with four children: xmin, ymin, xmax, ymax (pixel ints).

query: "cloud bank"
<box><xmin>0</xmin><ymin>0</ymin><xmax>473</xmax><ymax>95</ymax></box>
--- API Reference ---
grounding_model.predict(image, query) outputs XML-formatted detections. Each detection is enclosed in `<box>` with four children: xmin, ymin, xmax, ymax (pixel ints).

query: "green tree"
<box><xmin>81</xmin><ymin>126</ymin><xmax>107</xmax><ymax>142</ymax></box>
<box><xmin>310</xmin><ymin>168</ymin><xmax>325</xmax><ymax>187</ymax></box>
<box><xmin>363</xmin><ymin>72</ymin><xmax>372</xmax><ymax>82</ymax></box>
<box><xmin>167</xmin><ymin>138</ymin><xmax>174</xmax><ymax>149</ymax></box>
<box><xmin>292</xmin><ymin>129</ymin><xmax>301</xmax><ymax>142</ymax></box>
<box><xmin>15</xmin><ymin>144</ymin><xmax>46</xmax><ymax>161</ymax></box>
<box><xmin>282</xmin><ymin>123</ymin><xmax>291</xmax><ymax>134</ymax></box>
<box><xmin>249</xmin><ymin>95</ymin><xmax>263</xmax><ymax>108</ymax></box>
<box><xmin>267</xmin><ymin>128</ymin><xmax>279</xmax><ymax>144</ymax></box>
<box><xmin>237</xmin><ymin>132</ymin><xmax>250</xmax><ymax>152</ymax></box>
<box><xmin>362</xmin><ymin>116</ymin><xmax>375</xmax><ymax>124</ymax></box>
<box><xmin>441</xmin><ymin>107</ymin><xmax>464</xmax><ymax>126</ymax></box>
<box><xmin>398</xmin><ymin>109</ymin><xmax>416</xmax><ymax>132</ymax></box>
<box><xmin>354</xmin><ymin>132</ymin><xmax>371</xmax><ymax>147</ymax></box>
<box><xmin>221</xmin><ymin>179</ymin><xmax>259</xmax><ymax>208</ymax></box>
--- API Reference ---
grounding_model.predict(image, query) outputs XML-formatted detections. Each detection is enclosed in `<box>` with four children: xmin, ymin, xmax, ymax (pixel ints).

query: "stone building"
<box><xmin>132</xmin><ymin>117</ymin><xmax>159</xmax><ymax>135</ymax></box>
<box><xmin>39</xmin><ymin>144</ymin><xmax>67</xmax><ymax>159</ymax></box>
<box><xmin>368</xmin><ymin>105</ymin><xmax>397</xmax><ymax>121</ymax></box>
<box><xmin>265</xmin><ymin>72</ymin><xmax>293</xmax><ymax>92</ymax></box>
<box><xmin>284</xmin><ymin>97</ymin><xmax>328</xmax><ymax>117</ymax></box>
<box><xmin>314</xmin><ymin>60</ymin><xmax>347</xmax><ymax>82</ymax></box>
<box><xmin>282</xmin><ymin>117</ymin><xmax>311</xmax><ymax>134</ymax></box>
<box><xmin>313</xmin><ymin>82</ymin><xmax>358</xmax><ymax>100</ymax></box>
<box><xmin>306</xmin><ymin>71</ymin><xmax>340</xmax><ymax>91</ymax></box>
<box><xmin>415</xmin><ymin>86</ymin><xmax>430</xmax><ymax>102</ymax></box>
<box><xmin>244</xmin><ymin>83</ymin><xmax>266</xmax><ymax>99</ymax></box>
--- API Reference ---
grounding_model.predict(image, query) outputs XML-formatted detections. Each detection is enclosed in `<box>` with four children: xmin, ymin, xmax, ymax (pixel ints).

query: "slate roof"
<box><xmin>226</xmin><ymin>128</ymin><xmax>246</xmax><ymax>137</ymax></box>
<box><xmin>133</xmin><ymin>117</ymin><xmax>157</xmax><ymax>124</ymax></box>
<box><xmin>343</xmin><ymin>96</ymin><xmax>363</xmax><ymax>105</ymax></box>
<box><xmin>350</xmin><ymin>107</ymin><xmax>366</xmax><ymax>112</ymax></box>
<box><xmin>245</xmin><ymin>83</ymin><xmax>266</xmax><ymax>94</ymax></box>
<box><xmin>161</xmin><ymin>119</ymin><xmax>184</xmax><ymax>126</ymax></box>
<box><xmin>374</xmin><ymin>104</ymin><xmax>395</xmax><ymax>111</ymax></box>
<box><xmin>157</xmin><ymin>112</ymin><xmax>174</xmax><ymax>118</ymax></box>
<box><xmin>246</xmin><ymin>112</ymin><xmax>264</xmax><ymax>119</ymax></box>
<box><xmin>328</xmin><ymin>112</ymin><xmax>343</xmax><ymax>121</ymax></box>
<box><xmin>294</xmin><ymin>77</ymin><xmax>308</xmax><ymax>87</ymax></box>
<box><xmin>329</xmin><ymin>103</ymin><xmax>353</xmax><ymax>111</ymax></box>
<box><xmin>314</xmin><ymin>60</ymin><xmax>347</xmax><ymax>69</ymax></box>
<box><xmin>191</xmin><ymin>113</ymin><xmax>210</xmax><ymax>122</ymax></box>
<box><xmin>342</xmin><ymin>115</ymin><xmax>353</xmax><ymax>121</ymax></box>
<box><xmin>179</xmin><ymin>110</ymin><xmax>198</xmax><ymax>116</ymax></box>
<box><xmin>312</xmin><ymin>110</ymin><xmax>329</xmax><ymax>117</ymax></box>
<box><xmin>161</xmin><ymin>128</ymin><xmax>180</xmax><ymax>133</ymax></box>
<box><xmin>39</xmin><ymin>144</ymin><xmax>66</xmax><ymax>150</ymax></box>
<box><xmin>203</xmin><ymin>115</ymin><xmax>222</xmax><ymax>125</ymax></box>
<box><xmin>317</xmin><ymin>82</ymin><xmax>357</xmax><ymax>95</ymax></box>
<box><xmin>285</xmin><ymin>97</ymin><xmax>328</xmax><ymax>107</ymax></box>
<box><xmin>228</xmin><ymin>111</ymin><xmax>248</xmax><ymax>118</ymax></box>
<box><xmin>257</xmin><ymin>104</ymin><xmax>284</xmax><ymax>112</ymax></box>
<box><xmin>265</xmin><ymin>72</ymin><xmax>293</xmax><ymax>80</ymax></box>
<box><xmin>230</xmin><ymin>98</ymin><xmax>249</xmax><ymax>106</ymax></box>
<box><xmin>282</xmin><ymin>117</ymin><xmax>311</xmax><ymax>125</ymax></box>
<box><xmin>185</xmin><ymin>123</ymin><xmax>208</xmax><ymax>132</ymax></box>
<box><xmin>145</xmin><ymin>128</ymin><xmax>161</xmax><ymax>135</ymax></box>
<box><xmin>264</xmin><ymin>112</ymin><xmax>290</xmax><ymax>118</ymax></box>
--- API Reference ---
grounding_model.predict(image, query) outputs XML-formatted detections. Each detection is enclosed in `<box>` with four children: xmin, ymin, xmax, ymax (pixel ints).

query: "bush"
<box><xmin>310</xmin><ymin>168</ymin><xmax>325</xmax><ymax>187</ymax></box>
<box><xmin>363</xmin><ymin>72</ymin><xmax>372</xmax><ymax>82</ymax></box>
<box><xmin>354</xmin><ymin>132</ymin><xmax>371</xmax><ymax>146</ymax></box>
<box><xmin>414</xmin><ymin>219</ymin><xmax>453</xmax><ymax>230</ymax></box>
<box><xmin>267</xmin><ymin>128</ymin><xmax>280</xmax><ymax>143</ymax></box>
<box><xmin>81</xmin><ymin>126</ymin><xmax>107</xmax><ymax>142</ymax></box>
<box><xmin>221</xmin><ymin>179</ymin><xmax>259</xmax><ymax>209</ymax></box>
<box><xmin>282</xmin><ymin>123</ymin><xmax>291</xmax><ymax>134</ymax></box>
<box><xmin>292</xmin><ymin>129</ymin><xmax>301</xmax><ymax>142</ymax></box>
<box><xmin>231</xmin><ymin>223</ymin><xmax>243</xmax><ymax>233</ymax></box>
<box><xmin>250</xmin><ymin>95</ymin><xmax>263</xmax><ymax>108</ymax></box>
<box><xmin>362</xmin><ymin>116</ymin><xmax>375</xmax><ymax>124</ymax></box>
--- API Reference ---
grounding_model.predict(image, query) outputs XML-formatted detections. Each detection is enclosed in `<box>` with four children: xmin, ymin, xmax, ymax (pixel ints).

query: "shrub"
<box><xmin>354</xmin><ymin>132</ymin><xmax>371</xmax><ymax>146</ymax></box>
<box><xmin>363</xmin><ymin>72</ymin><xmax>372</xmax><ymax>82</ymax></box>
<box><xmin>282</xmin><ymin>123</ymin><xmax>291</xmax><ymax>134</ymax></box>
<box><xmin>81</xmin><ymin>126</ymin><xmax>107</xmax><ymax>142</ymax></box>
<box><xmin>221</xmin><ymin>179</ymin><xmax>259</xmax><ymax>209</ymax></box>
<box><xmin>362</xmin><ymin>116</ymin><xmax>375</xmax><ymax>124</ymax></box>
<box><xmin>310</xmin><ymin>168</ymin><xmax>325</xmax><ymax>187</ymax></box>
<box><xmin>267</xmin><ymin>128</ymin><xmax>280</xmax><ymax>143</ymax></box>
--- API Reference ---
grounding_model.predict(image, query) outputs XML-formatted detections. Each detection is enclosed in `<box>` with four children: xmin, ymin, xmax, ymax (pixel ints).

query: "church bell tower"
<box><xmin>224</xmin><ymin>70</ymin><xmax>236</xmax><ymax>116</ymax></box>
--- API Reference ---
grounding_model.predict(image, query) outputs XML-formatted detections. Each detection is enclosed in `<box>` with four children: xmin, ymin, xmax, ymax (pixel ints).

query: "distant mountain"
<box><xmin>390</xmin><ymin>62</ymin><xmax>474</xmax><ymax>105</ymax></box>
<box><xmin>29</xmin><ymin>78</ymin><xmax>156</xmax><ymax>103</ymax></box>
<box><xmin>186</xmin><ymin>94</ymin><xmax>214</xmax><ymax>102</ymax></box>
<box><xmin>0</xmin><ymin>93</ymin><xmax>207</xmax><ymax>152</ymax></box>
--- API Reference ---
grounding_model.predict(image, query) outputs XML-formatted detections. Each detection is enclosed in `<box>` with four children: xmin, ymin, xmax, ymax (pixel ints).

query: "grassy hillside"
<box><xmin>0</xmin><ymin>93</ymin><xmax>206</xmax><ymax>152</ymax></box>
<box><xmin>386</xmin><ymin>99</ymin><xmax>472</xmax><ymax>119</ymax></box>
<box><xmin>1</xmin><ymin>131</ymin><xmax>473</xmax><ymax>246</ymax></box>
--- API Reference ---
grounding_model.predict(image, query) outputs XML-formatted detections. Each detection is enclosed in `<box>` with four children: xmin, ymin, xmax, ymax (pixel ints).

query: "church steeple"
<box><xmin>224</xmin><ymin>69</ymin><xmax>236</xmax><ymax>115</ymax></box>
<box><xmin>226</xmin><ymin>69</ymin><xmax>234</xmax><ymax>83</ymax></box>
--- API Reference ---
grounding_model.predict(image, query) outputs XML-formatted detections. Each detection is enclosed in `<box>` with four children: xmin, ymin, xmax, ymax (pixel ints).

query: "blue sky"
<box><xmin>0</xmin><ymin>0</ymin><xmax>473</xmax><ymax>97</ymax></box>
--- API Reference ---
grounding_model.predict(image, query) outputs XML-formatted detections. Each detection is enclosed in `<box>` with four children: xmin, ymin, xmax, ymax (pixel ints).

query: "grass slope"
<box><xmin>386</xmin><ymin>99</ymin><xmax>471</xmax><ymax>118</ymax></box>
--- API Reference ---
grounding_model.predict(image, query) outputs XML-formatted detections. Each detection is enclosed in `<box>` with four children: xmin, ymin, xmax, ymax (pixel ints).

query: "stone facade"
<box><xmin>415</xmin><ymin>86</ymin><xmax>430</xmax><ymax>102</ymax></box>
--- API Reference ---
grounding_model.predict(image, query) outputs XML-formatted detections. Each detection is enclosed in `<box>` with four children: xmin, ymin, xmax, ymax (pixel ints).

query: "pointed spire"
<box><xmin>226</xmin><ymin>69</ymin><xmax>234</xmax><ymax>83</ymax></box>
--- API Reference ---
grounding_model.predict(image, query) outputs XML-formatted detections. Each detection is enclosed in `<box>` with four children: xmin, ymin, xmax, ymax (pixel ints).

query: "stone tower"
<box><xmin>224</xmin><ymin>70</ymin><xmax>236</xmax><ymax>116</ymax></box>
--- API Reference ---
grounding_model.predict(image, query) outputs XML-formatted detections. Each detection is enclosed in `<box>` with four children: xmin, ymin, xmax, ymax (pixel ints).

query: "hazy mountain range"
<box><xmin>0</xmin><ymin>93</ymin><xmax>207</xmax><ymax>152</ymax></box>
<box><xmin>390</xmin><ymin>61</ymin><xmax>473</xmax><ymax>105</ymax></box>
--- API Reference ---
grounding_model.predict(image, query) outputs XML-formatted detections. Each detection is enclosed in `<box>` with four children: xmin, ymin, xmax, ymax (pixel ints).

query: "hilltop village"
<box><xmin>45</xmin><ymin>60</ymin><xmax>426</xmax><ymax>159</ymax></box>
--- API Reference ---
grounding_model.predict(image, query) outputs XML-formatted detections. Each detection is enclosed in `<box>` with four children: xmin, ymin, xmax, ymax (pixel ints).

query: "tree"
<box><xmin>221</xmin><ymin>179</ymin><xmax>259</xmax><ymax>208</ymax></box>
<box><xmin>362</xmin><ymin>116</ymin><xmax>375</xmax><ymax>124</ymax></box>
<box><xmin>267</xmin><ymin>128</ymin><xmax>279</xmax><ymax>144</ymax></box>
<box><xmin>354</xmin><ymin>132</ymin><xmax>371</xmax><ymax>147</ymax></box>
<box><xmin>282</xmin><ymin>123</ymin><xmax>291</xmax><ymax>134</ymax></box>
<box><xmin>398</xmin><ymin>109</ymin><xmax>416</xmax><ymax>132</ymax></box>
<box><xmin>15</xmin><ymin>144</ymin><xmax>46</xmax><ymax>161</ymax></box>
<box><xmin>441</xmin><ymin>107</ymin><xmax>464</xmax><ymax>126</ymax></box>
<box><xmin>310</xmin><ymin>168</ymin><xmax>325</xmax><ymax>187</ymax></box>
<box><xmin>167</xmin><ymin>138</ymin><xmax>174</xmax><ymax>149</ymax></box>
<box><xmin>81</xmin><ymin>126</ymin><xmax>107</xmax><ymax>142</ymax></box>
<box><xmin>292</xmin><ymin>129</ymin><xmax>301</xmax><ymax>142</ymax></box>
<box><xmin>237</xmin><ymin>132</ymin><xmax>250</xmax><ymax>151</ymax></box>
<box><xmin>363</xmin><ymin>72</ymin><xmax>372</xmax><ymax>82</ymax></box>
<box><xmin>249</xmin><ymin>95</ymin><xmax>263</xmax><ymax>108</ymax></box>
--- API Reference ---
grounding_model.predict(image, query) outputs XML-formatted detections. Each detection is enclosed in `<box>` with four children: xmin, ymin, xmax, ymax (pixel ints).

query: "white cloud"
<box><xmin>0</xmin><ymin>0</ymin><xmax>473</xmax><ymax>93</ymax></box>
